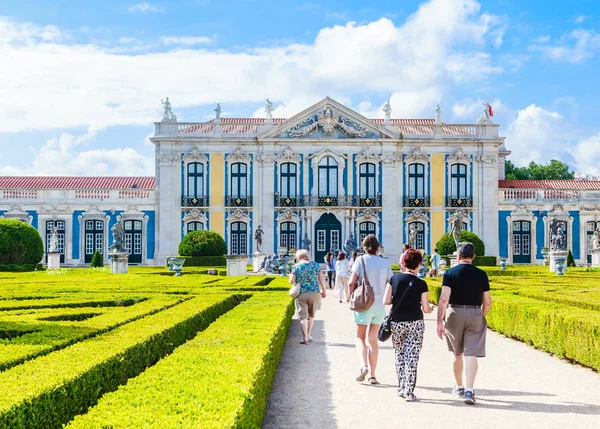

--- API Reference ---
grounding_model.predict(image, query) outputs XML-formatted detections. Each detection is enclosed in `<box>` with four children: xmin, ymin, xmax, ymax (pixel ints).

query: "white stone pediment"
<box><xmin>257</xmin><ymin>97</ymin><xmax>399</xmax><ymax>140</ymax></box>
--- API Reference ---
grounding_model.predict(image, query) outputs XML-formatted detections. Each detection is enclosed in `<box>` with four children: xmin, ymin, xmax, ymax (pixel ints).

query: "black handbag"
<box><xmin>378</xmin><ymin>279</ymin><xmax>415</xmax><ymax>342</ymax></box>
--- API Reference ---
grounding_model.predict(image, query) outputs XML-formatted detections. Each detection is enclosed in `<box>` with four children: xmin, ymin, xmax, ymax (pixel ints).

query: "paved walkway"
<box><xmin>264</xmin><ymin>295</ymin><xmax>600</xmax><ymax>429</ymax></box>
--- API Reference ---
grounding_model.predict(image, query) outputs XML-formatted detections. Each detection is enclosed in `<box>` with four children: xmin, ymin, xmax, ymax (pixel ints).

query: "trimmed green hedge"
<box><xmin>0</xmin><ymin>264</ymin><xmax>44</xmax><ymax>272</ymax></box>
<box><xmin>0</xmin><ymin>294</ymin><xmax>243</xmax><ymax>429</ymax></box>
<box><xmin>473</xmin><ymin>256</ymin><xmax>497</xmax><ymax>266</ymax></box>
<box><xmin>0</xmin><ymin>219</ymin><xmax>44</xmax><ymax>266</ymax></box>
<box><xmin>165</xmin><ymin>256</ymin><xmax>226</xmax><ymax>267</ymax></box>
<box><xmin>485</xmin><ymin>295</ymin><xmax>600</xmax><ymax>372</ymax></box>
<box><xmin>66</xmin><ymin>292</ymin><xmax>294</xmax><ymax>428</ymax></box>
<box><xmin>178</xmin><ymin>230</ymin><xmax>226</xmax><ymax>257</ymax></box>
<box><xmin>437</xmin><ymin>230</ymin><xmax>485</xmax><ymax>256</ymax></box>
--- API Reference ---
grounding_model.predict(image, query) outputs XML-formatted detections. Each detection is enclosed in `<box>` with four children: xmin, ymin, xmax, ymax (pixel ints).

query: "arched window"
<box><xmin>187</xmin><ymin>162</ymin><xmax>204</xmax><ymax>198</ymax></box>
<box><xmin>408</xmin><ymin>163</ymin><xmax>425</xmax><ymax>198</ymax></box>
<box><xmin>318</xmin><ymin>156</ymin><xmax>338</xmax><ymax>197</ymax></box>
<box><xmin>187</xmin><ymin>221</ymin><xmax>205</xmax><ymax>233</ymax></box>
<box><xmin>280</xmin><ymin>222</ymin><xmax>297</xmax><ymax>251</ymax></box>
<box><xmin>231</xmin><ymin>163</ymin><xmax>247</xmax><ymax>199</ymax></box>
<box><xmin>450</xmin><ymin>163</ymin><xmax>467</xmax><ymax>198</ymax></box>
<box><xmin>359</xmin><ymin>221</ymin><xmax>376</xmax><ymax>243</ymax></box>
<box><xmin>230</xmin><ymin>222</ymin><xmax>247</xmax><ymax>255</ymax></box>
<box><xmin>359</xmin><ymin>163</ymin><xmax>376</xmax><ymax>198</ymax></box>
<box><xmin>280</xmin><ymin>163</ymin><xmax>297</xmax><ymax>199</ymax></box>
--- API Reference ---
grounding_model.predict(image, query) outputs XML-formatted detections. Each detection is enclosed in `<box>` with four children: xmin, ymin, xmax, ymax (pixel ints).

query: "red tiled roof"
<box><xmin>499</xmin><ymin>180</ymin><xmax>600</xmax><ymax>190</ymax></box>
<box><xmin>0</xmin><ymin>176</ymin><xmax>155</xmax><ymax>189</ymax></box>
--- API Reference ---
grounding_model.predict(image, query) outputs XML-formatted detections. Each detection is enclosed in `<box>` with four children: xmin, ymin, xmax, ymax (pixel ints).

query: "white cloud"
<box><xmin>0</xmin><ymin>133</ymin><xmax>153</xmax><ymax>176</ymax></box>
<box><xmin>571</xmin><ymin>14</ymin><xmax>590</xmax><ymax>24</ymax></box>
<box><xmin>529</xmin><ymin>29</ymin><xmax>600</xmax><ymax>63</ymax></box>
<box><xmin>570</xmin><ymin>133</ymin><xmax>600</xmax><ymax>174</ymax></box>
<box><xmin>0</xmin><ymin>1</ymin><xmax>507</xmax><ymax>137</ymax></box>
<box><xmin>119</xmin><ymin>37</ymin><xmax>137</xmax><ymax>44</ymax></box>
<box><xmin>128</xmin><ymin>3</ymin><xmax>159</xmax><ymax>13</ymax></box>
<box><xmin>0</xmin><ymin>17</ymin><xmax>63</xmax><ymax>44</ymax></box>
<box><xmin>504</xmin><ymin>104</ymin><xmax>570</xmax><ymax>166</ymax></box>
<box><xmin>531</xmin><ymin>35</ymin><xmax>550</xmax><ymax>43</ymax></box>
<box><xmin>451</xmin><ymin>97</ymin><xmax>508</xmax><ymax>122</ymax></box>
<box><xmin>161</xmin><ymin>36</ymin><xmax>213</xmax><ymax>46</ymax></box>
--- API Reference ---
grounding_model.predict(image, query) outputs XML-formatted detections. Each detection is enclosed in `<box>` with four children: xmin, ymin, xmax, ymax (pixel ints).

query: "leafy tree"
<box><xmin>436</xmin><ymin>230</ymin><xmax>485</xmax><ymax>257</ymax></box>
<box><xmin>90</xmin><ymin>250</ymin><xmax>104</xmax><ymax>268</ymax></box>
<box><xmin>0</xmin><ymin>219</ymin><xmax>44</xmax><ymax>265</ymax></box>
<box><xmin>566</xmin><ymin>250</ymin><xmax>576</xmax><ymax>268</ymax></box>
<box><xmin>505</xmin><ymin>159</ymin><xmax>574</xmax><ymax>180</ymax></box>
<box><xmin>178</xmin><ymin>230</ymin><xmax>227</xmax><ymax>257</ymax></box>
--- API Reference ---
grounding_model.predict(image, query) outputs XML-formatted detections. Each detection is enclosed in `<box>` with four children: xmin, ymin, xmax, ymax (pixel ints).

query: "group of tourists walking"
<box><xmin>289</xmin><ymin>236</ymin><xmax>492</xmax><ymax>405</ymax></box>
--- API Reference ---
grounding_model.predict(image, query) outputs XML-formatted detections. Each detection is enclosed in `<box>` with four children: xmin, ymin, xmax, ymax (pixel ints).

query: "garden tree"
<box><xmin>436</xmin><ymin>230</ymin><xmax>485</xmax><ymax>256</ymax></box>
<box><xmin>0</xmin><ymin>219</ymin><xmax>44</xmax><ymax>265</ymax></box>
<box><xmin>90</xmin><ymin>250</ymin><xmax>103</xmax><ymax>268</ymax></box>
<box><xmin>567</xmin><ymin>250</ymin><xmax>576</xmax><ymax>268</ymax></box>
<box><xmin>505</xmin><ymin>159</ymin><xmax>575</xmax><ymax>180</ymax></box>
<box><xmin>178</xmin><ymin>230</ymin><xmax>227</xmax><ymax>257</ymax></box>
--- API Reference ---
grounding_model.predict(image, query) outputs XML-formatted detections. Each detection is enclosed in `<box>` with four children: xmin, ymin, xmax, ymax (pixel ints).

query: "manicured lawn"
<box><xmin>0</xmin><ymin>267</ymin><xmax>292</xmax><ymax>429</ymax></box>
<box><xmin>427</xmin><ymin>266</ymin><xmax>600</xmax><ymax>371</ymax></box>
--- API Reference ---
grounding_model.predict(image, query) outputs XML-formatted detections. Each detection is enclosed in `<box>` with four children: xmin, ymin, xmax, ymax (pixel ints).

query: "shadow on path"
<box><xmin>263</xmin><ymin>319</ymin><xmax>337</xmax><ymax>428</ymax></box>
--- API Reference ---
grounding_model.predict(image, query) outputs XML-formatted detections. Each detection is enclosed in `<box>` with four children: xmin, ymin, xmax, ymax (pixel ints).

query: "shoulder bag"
<box><xmin>289</xmin><ymin>264</ymin><xmax>310</xmax><ymax>298</ymax></box>
<box><xmin>378</xmin><ymin>279</ymin><xmax>415</xmax><ymax>342</ymax></box>
<box><xmin>349</xmin><ymin>256</ymin><xmax>375</xmax><ymax>312</ymax></box>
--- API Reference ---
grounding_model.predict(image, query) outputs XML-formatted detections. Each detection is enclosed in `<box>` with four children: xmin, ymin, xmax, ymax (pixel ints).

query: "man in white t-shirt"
<box><xmin>348</xmin><ymin>235</ymin><xmax>393</xmax><ymax>386</ymax></box>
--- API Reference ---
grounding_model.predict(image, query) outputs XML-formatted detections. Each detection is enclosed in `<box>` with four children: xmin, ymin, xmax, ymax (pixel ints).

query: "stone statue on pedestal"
<box><xmin>592</xmin><ymin>228</ymin><xmax>600</xmax><ymax>250</ymax></box>
<box><xmin>343</xmin><ymin>233</ymin><xmax>358</xmax><ymax>257</ymax></box>
<box><xmin>215</xmin><ymin>103</ymin><xmax>221</xmax><ymax>120</ymax></box>
<box><xmin>477</xmin><ymin>101</ymin><xmax>492</xmax><ymax>124</ymax></box>
<box><xmin>254</xmin><ymin>225</ymin><xmax>264</xmax><ymax>252</ymax></box>
<box><xmin>302</xmin><ymin>233</ymin><xmax>311</xmax><ymax>252</ymax></box>
<box><xmin>265</xmin><ymin>99</ymin><xmax>274</xmax><ymax>119</ymax></box>
<box><xmin>383</xmin><ymin>100</ymin><xmax>392</xmax><ymax>121</ymax></box>
<box><xmin>435</xmin><ymin>104</ymin><xmax>441</xmax><ymax>124</ymax></box>
<box><xmin>448</xmin><ymin>210</ymin><xmax>467</xmax><ymax>249</ymax></box>
<box><xmin>109</xmin><ymin>222</ymin><xmax>126</xmax><ymax>254</ymax></box>
<box><xmin>549</xmin><ymin>217</ymin><xmax>567</xmax><ymax>251</ymax></box>
<box><xmin>408</xmin><ymin>223</ymin><xmax>418</xmax><ymax>249</ymax></box>
<box><xmin>49</xmin><ymin>226</ymin><xmax>59</xmax><ymax>252</ymax></box>
<box><xmin>161</xmin><ymin>97</ymin><xmax>172</xmax><ymax>119</ymax></box>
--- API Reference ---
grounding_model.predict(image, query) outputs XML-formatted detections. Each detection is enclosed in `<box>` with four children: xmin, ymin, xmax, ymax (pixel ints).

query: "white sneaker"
<box><xmin>356</xmin><ymin>366</ymin><xmax>368</xmax><ymax>382</ymax></box>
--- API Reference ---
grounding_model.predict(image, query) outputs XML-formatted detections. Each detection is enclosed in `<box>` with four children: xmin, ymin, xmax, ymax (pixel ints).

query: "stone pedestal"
<box><xmin>591</xmin><ymin>249</ymin><xmax>600</xmax><ymax>267</ymax></box>
<box><xmin>253</xmin><ymin>252</ymin><xmax>265</xmax><ymax>272</ymax></box>
<box><xmin>110</xmin><ymin>252</ymin><xmax>129</xmax><ymax>274</ymax></box>
<box><xmin>449</xmin><ymin>253</ymin><xmax>459</xmax><ymax>268</ymax></box>
<box><xmin>226</xmin><ymin>255</ymin><xmax>248</xmax><ymax>276</ymax></box>
<box><xmin>549</xmin><ymin>250</ymin><xmax>568</xmax><ymax>273</ymax></box>
<box><xmin>47</xmin><ymin>252</ymin><xmax>61</xmax><ymax>270</ymax></box>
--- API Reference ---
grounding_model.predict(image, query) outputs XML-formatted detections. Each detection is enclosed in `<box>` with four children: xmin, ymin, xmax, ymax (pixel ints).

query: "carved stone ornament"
<box><xmin>512</xmin><ymin>204</ymin><xmax>531</xmax><ymax>214</ymax></box>
<box><xmin>287</xmin><ymin>105</ymin><xmax>368</xmax><ymax>137</ymax></box>
<box><xmin>85</xmin><ymin>204</ymin><xmax>104</xmax><ymax>215</ymax></box>
<box><xmin>183</xmin><ymin>147</ymin><xmax>208</xmax><ymax>163</ymax></box>
<box><xmin>226</xmin><ymin>208</ymin><xmax>250</xmax><ymax>223</ymax></box>
<box><xmin>356</xmin><ymin>146</ymin><xmax>380</xmax><ymax>163</ymax></box>
<box><xmin>7</xmin><ymin>204</ymin><xmax>27</xmax><ymax>214</ymax></box>
<box><xmin>276</xmin><ymin>208</ymin><xmax>301</xmax><ymax>223</ymax></box>
<box><xmin>256</xmin><ymin>151</ymin><xmax>276</xmax><ymax>164</ymax></box>
<box><xmin>183</xmin><ymin>208</ymin><xmax>208</xmax><ymax>223</ymax></box>
<box><xmin>581</xmin><ymin>204</ymin><xmax>600</xmax><ymax>212</ymax></box>
<box><xmin>225</xmin><ymin>146</ymin><xmax>252</xmax><ymax>164</ymax></box>
<box><xmin>275</xmin><ymin>146</ymin><xmax>302</xmax><ymax>164</ymax></box>
<box><xmin>44</xmin><ymin>205</ymin><xmax>71</xmax><ymax>213</ymax></box>
<box><xmin>355</xmin><ymin>209</ymin><xmax>378</xmax><ymax>222</ymax></box>
<box><xmin>158</xmin><ymin>150</ymin><xmax>179</xmax><ymax>165</ymax></box>
<box><xmin>380</xmin><ymin>152</ymin><xmax>402</xmax><ymax>166</ymax></box>
<box><xmin>405</xmin><ymin>209</ymin><xmax>429</xmax><ymax>223</ymax></box>
<box><xmin>549</xmin><ymin>204</ymin><xmax>566</xmax><ymax>214</ymax></box>
<box><xmin>446</xmin><ymin>147</ymin><xmax>471</xmax><ymax>164</ymax></box>
<box><xmin>404</xmin><ymin>146</ymin><xmax>431</xmax><ymax>164</ymax></box>
<box><xmin>447</xmin><ymin>209</ymin><xmax>469</xmax><ymax>224</ymax></box>
<box><xmin>474</xmin><ymin>154</ymin><xmax>497</xmax><ymax>165</ymax></box>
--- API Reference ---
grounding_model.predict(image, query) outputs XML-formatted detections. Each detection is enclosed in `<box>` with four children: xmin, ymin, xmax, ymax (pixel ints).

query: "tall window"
<box><xmin>231</xmin><ymin>163</ymin><xmax>247</xmax><ymax>198</ymax></box>
<box><xmin>187</xmin><ymin>221</ymin><xmax>205</xmax><ymax>233</ymax></box>
<box><xmin>409</xmin><ymin>222</ymin><xmax>425</xmax><ymax>250</ymax></box>
<box><xmin>230</xmin><ymin>222</ymin><xmax>247</xmax><ymax>255</ymax></box>
<box><xmin>123</xmin><ymin>220</ymin><xmax>143</xmax><ymax>264</ymax></box>
<box><xmin>187</xmin><ymin>163</ymin><xmax>204</xmax><ymax>198</ymax></box>
<box><xmin>280</xmin><ymin>222</ymin><xmax>297</xmax><ymax>251</ymax></box>
<box><xmin>359</xmin><ymin>163</ymin><xmax>376</xmax><ymax>198</ymax></box>
<box><xmin>318</xmin><ymin>156</ymin><xmax>338</xmax><ymax>196</ymax></box>
<box><xmin>280</xmin><ymin>163</ymin><xmax>297</xmax><ymax>198</ymax></box>
<box><xmin>84</xmin><ymin>220</ymin><xmax>104</xmax><ymax>263</ymax></box>
<box><xmin>359</xmin><ymin>221</ymin><xmax>376</xmax><ymax>243</ymax></box>
<box><xmin>408</xmin><ymin>163</ymin><xmax>425</xmax><ymax>198</ymax></box>
<box><xmin>450</xmin><ymin>163</ymin><xmax>467</xmax><ymax>198</ymax></box>
<box><xmin>46</xmin><ymin>220</ymin><xmax>66</xmax><ymax>263</ymax></box>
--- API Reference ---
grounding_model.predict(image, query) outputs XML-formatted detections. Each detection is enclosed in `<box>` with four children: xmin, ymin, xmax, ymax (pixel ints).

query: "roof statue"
<box><xmin>383</xmin><ymin>100</ymin><xmax>392</xmax><ymax>121</ymax></box>
<box><xmin>435</xmin><ymin>104</ymin><xmax>441</xmax><ymax>124</ymax></box>
<box><xmin>265</xmin><ymin>99</ymin><xmax>274</xmax><ymax>120</ymax></box>
<box><xmin>161</xmin><ymin>97</ymin><xmax>176</xmax><ymax>121</ymax></box>
<box><xmin>215</xmin><ymin>103</ymin><xmax>221</xmax><ymax>120</ymax></box>
<box><xmin>477</xmin><ymin>101</ymin><xmax>493</xmax><ymax>124</ymax></box>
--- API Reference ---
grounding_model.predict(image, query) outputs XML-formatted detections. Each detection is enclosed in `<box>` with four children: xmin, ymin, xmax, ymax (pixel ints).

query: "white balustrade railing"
<box><xmin>2</xmin><ymin>190</ymin><xmax>38</xmax><ymax>199</ymax></box>
<box><xmin>1</xmin><ymin>189</ymin><xmax>154</xmax><ymax>202</ymax></box>
<box><xmin>500</xmin><ymin>189</ymin><xmax>581</xmax><ymax>201</ymax></box>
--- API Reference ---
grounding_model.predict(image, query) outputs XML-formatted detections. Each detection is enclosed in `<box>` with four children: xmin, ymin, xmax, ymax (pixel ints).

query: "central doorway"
<box><xmin>314</xmin><ymin>213</ymin><xmax>342</xmax><ymax>263</ymax></box>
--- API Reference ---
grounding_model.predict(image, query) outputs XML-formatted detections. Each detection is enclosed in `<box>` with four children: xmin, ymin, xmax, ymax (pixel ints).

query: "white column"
<box><xmin>480</xmin><ymin>161</ymin><xmax>499</xmax><ymax>257</ymax></box>
<box><xmin>261</xmin><ymin>162</ymin><xmax>275</xmax><ymax>254</ymax></box>
<box><xmin>381</xmin><ymin>161</ymin><xmax>401</xmax><ymax>261</ymax></box>
<box><xmin>155</xmin><ymin>147</ymin><xmax>182</xmax><ymax>262</ymax></box>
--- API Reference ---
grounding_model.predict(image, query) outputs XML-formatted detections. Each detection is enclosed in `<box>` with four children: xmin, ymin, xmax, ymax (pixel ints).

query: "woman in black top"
<box><xmin>384</xmin><ymin>248</ymin><xmax>433</xmax><ymax>402</ymax></box>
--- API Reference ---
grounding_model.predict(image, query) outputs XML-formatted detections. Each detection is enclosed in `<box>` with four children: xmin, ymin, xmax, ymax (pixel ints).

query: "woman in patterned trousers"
<box><xmin>384</xmin><ymin>249</ymin><xmax>433</xmax><ymax>401</ymax></box>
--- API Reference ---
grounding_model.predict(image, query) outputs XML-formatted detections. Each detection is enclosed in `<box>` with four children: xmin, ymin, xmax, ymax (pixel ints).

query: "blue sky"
<box><xmin>1</xmin><ymin>0</ymin><xmax>599</xmax><ymax>176</ymax></box>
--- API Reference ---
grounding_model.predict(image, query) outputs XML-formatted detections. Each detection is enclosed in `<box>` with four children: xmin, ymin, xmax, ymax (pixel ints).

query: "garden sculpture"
<box><xmin>48</xmin><ymin>226</ymin><xmax>59</xmax><ymax>252</ymax></box>
<box><xmin>383</xmin><ymin>100</ymin><xmax>392</xmax><ymax>121</ymax></box>
<box><xmin>265</xmin><ymin>99</ymin><xmax>273</xmax><ymax>119</ymax></box>
<box><xmin>592</xmin><ymin>228</ymin><xmax>600</xmax><ymax>250</ymax></box>
<box><xmin>408</xmin><ymin>223</ymin><xmax>418</xmax><ymax>249</ymax></box>
<box><xmin>343</xmin><ymin>233</ymin><xmax>358</xmax><ymax>258</ymax></box>
<box><xmin>109</xmin><ymin>222</ymin><xmax>126</xmax><ymax>254</ymax></box>
<box><xmin>161</xmin><ymin>97</ymin><xmax>172</xmax><ymax>119</ymax></box>
<box><xmin>549</xmin><ymin>217</ymin><xmax>567</xmax><ymax>251</ymax></box>
<box><xmin>254</xmin><ymin>225</ymin><xmax>264</xmax><ymax>252</ymax></box>
<box><xmin>302</xmin><ymin>233</ymin><xmax>311</xmax><ymax>251</ymax></box>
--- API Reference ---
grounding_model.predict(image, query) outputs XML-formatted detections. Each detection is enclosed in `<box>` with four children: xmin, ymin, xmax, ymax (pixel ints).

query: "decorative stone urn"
<box><xmin>47</xmin><ymin>252</ymin><xmax>61</xmax><ymax>270</ymax></box>
<box><xmin>549</xmin><ymin>250</ymin><xmax>568</xmax><ymax>273</ymax></box>
<box><xmin>541</xmin><ymin>248</ymin><xmax>550</xmax><ymax>266</ymax></box>
<box><xmin>500</xmin><ymin>259</ymin><xmax>507</xmax><ymax>271</ymax></box>
<box><xmin>168</xmin><ymin>257</ymin><xmax>186</xmax><ymax>276</ymax></box>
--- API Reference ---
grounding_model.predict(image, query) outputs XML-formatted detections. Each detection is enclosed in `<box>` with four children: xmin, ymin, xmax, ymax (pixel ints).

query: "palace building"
<box><xmin>2</xmin><ymin>97</ymin><xmax>600</xmax><ymax>266</ymax></box>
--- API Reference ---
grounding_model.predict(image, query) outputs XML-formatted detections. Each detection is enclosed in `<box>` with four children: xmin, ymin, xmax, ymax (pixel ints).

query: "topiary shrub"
<box><xmin>0</xmin><ymin>219</ymin><xmax>44</xmax><ymax>266</ymax></box>
<box><xmin>567</xmin><ymin>250</ymin><xmax>576</xmax><ymax>268</ymax></box>
<box><xmin>436</xmin><ymin>230</ymin><xmax>485</xmax><ymax>256</ymax></box>
<box><xmin>178</xmin><ymin>230</ymin><xmax>227</xmax><ymax>257</ymax></box>
<box><xmin>90</xmin><ymin>250</ymin><xmax>104</xmax><ymax>267</ymax></box>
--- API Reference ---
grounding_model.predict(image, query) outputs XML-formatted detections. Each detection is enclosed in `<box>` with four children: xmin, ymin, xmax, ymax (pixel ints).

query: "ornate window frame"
<box><xmin>117</xmin><ymin>206</ymin><xmax>149</xmax><ymax>264</ymax></box>
<box><xmin>405</xmin><ymin>209</ymin><xmax>430</xmax><ymax>251</ymax></box>
<box><xmin>276</xmin><ymin>209</ymin><xmax>301</xmax><ymax>253</ymax></box>
<box><xmin>182</xmin><ymin>209</ymin><xmax>208</xmax><ymax>236</ymax></box>
<box><xmin>310</xmin><ymin>149</ymin><xmax>347</xmax><ymax>197</ymax></box>
<box><xmin>225</xmin><ymin>209</ymin><xmax>251</xmax><ymax>255</ymax></box>
<box><xmin>355</xmin><ymin>146</ymin><xmax>381</xmax><ymax>198</ymax></box>
<box><xmin>446</xmin><ymin>147</ymin><xmax>472</xmax><ymax>199</ymax></box>
<box><xmin>183</xmin><ymin>147</ymin><xmax>209</xmax><ymax>199</ymax></box>
<box><xmin>225</xmin><ymin>146</ymin><xmax>252</xmax><ymax>200</ymax></box>
<box><xmin>275</xmin><ymin>146</ymin><xmax>302</xmax><ymax>199</ymax></box>
<box><xmin>78</xmin><ymin>205</ymin><xmax>110</xmax><ymax>263</ymax></box>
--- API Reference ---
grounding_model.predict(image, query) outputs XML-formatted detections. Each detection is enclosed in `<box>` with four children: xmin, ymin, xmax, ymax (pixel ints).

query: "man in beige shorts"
<box><xmin>436</xmin><ymin>242</ymin><xmax>492</xmax><ymax>405</ymax></box>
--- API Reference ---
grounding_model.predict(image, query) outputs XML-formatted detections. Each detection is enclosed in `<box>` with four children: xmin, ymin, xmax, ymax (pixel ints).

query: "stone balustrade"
<box><xmin>0</xmin><ymin>189</ymin><xmax>155</xmax><ymax>202</ymax></box>
<box><xmin>500</xmin><ymin>188</ymin><xmax>581</xmax><ymax>201</ymax></box>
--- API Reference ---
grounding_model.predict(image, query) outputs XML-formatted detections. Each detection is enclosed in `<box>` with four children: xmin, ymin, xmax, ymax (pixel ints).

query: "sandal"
<box><xmin>368</xmin><ymin>377</ymin><xmax>379</xmax><ymax>385</ymax></box>
<box><xmin>300</xmin><ymin>340</ymin><xmax>308</xmax><ymax>345</ymax></box>
<box><xmin>405</xmin><ymin>393</ymin><xmax>417</xmax><ymax>402</ymax></box>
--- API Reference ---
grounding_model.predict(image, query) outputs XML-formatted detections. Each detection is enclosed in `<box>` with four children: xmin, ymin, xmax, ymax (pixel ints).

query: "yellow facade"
<box><xmin>430</xmin><ymin>154</ymin><xmax>445</xmax><ymax>207</ymax></box>
<box><xmin>430</xmin><ymin>211</ymin><xmax>445</xmax><ymax>249</ymax></box>
<box><xmin>209</xmin><ymin>153</ymin><xmax>225</xmax><ymax>237</ymax></box>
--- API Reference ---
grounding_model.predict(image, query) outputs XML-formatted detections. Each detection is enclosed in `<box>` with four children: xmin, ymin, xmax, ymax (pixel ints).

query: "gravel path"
<box><xmin>263</xmin><ymin>295</ymin><xmax>600</xmax><ymax>429</ymax></box>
